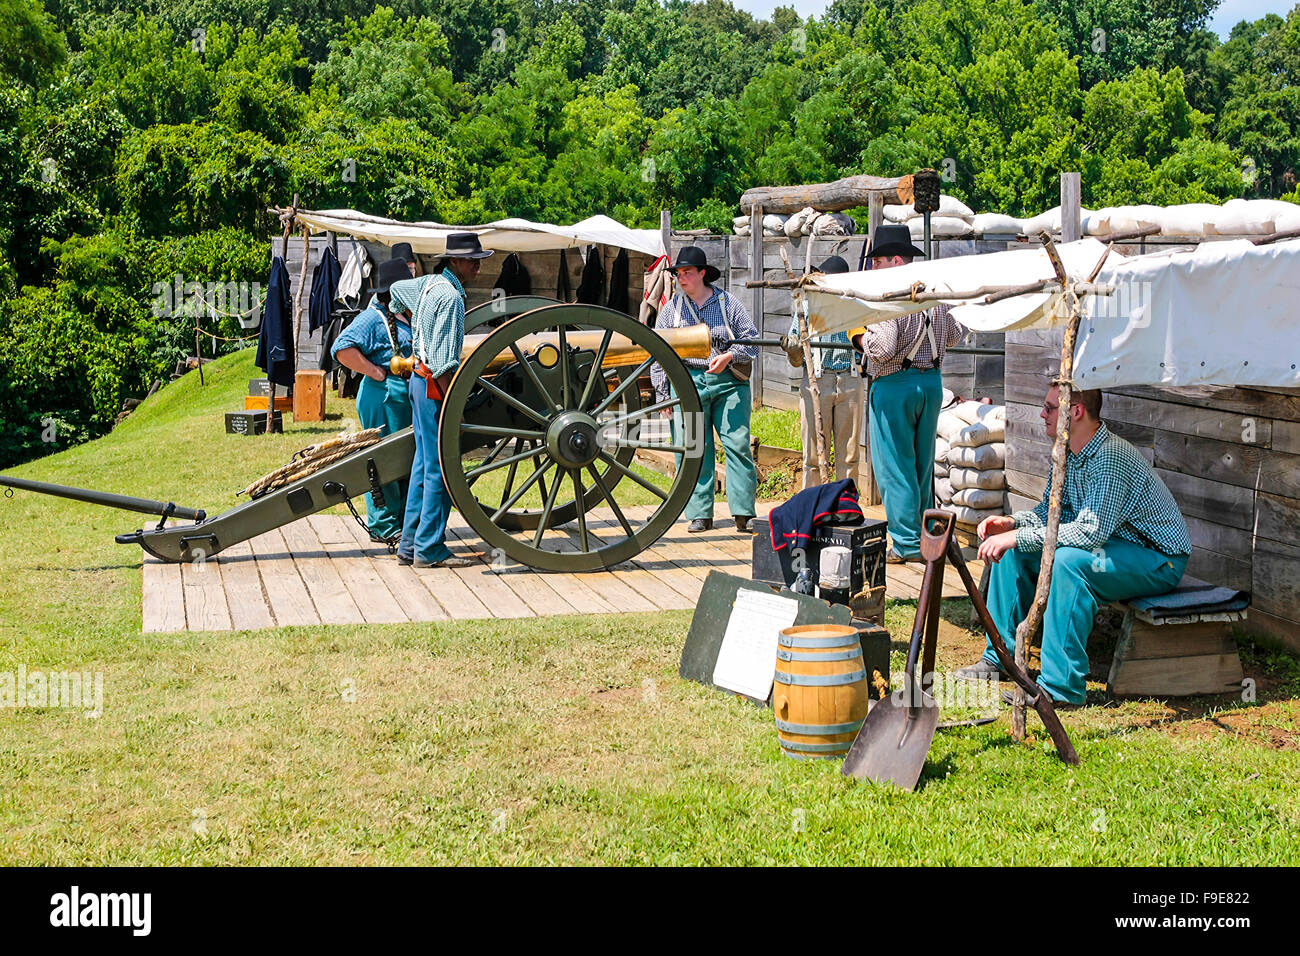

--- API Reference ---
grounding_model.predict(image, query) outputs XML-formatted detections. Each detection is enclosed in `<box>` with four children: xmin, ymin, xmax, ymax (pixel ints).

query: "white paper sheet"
<box><xmin>712</xmin><ymin>588</ymin><xmax>801</xmax><ymax>701</ymax></box>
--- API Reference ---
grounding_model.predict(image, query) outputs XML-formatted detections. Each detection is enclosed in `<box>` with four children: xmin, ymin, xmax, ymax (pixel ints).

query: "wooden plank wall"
<box><xmin>276</xmin><ymin>238</ymin><xmax>653</xmax><ymax>372</ymax></box>
<box><xmin>1004</xmin><ymin>242</ymin><xmax>1300</xmax><ymax>650</ymax></box>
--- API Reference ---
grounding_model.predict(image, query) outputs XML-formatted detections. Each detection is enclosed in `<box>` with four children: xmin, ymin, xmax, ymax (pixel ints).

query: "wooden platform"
<box><xmin>141</xmin><ymin>504</ymin><xmax>983</xmax><ymax>632</ymax></box>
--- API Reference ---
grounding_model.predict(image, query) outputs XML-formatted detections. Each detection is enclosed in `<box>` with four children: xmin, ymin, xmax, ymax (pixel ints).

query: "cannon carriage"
<box><xmin>2</xmin><ymin>303</ymin><xmax>714</xmax><ymax>574</ymax></box>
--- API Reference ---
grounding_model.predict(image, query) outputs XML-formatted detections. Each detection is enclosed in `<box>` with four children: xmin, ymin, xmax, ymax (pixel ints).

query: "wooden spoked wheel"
<box><xmin>464</xmin><ymin>295</ymin><xmax>561</xmax><ymax>332</ymax></box>
<box><xmin>439</xmin><ymin>305</ymin><xmax>703</xmax><ymax>572</ymax></box>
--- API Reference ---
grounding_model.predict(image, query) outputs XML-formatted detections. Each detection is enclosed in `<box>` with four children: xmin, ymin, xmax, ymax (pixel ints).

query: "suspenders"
<box><xmin>900</xmin><ymin>310</ymin><xmax>941</xmax><ymax>371</ymax></box>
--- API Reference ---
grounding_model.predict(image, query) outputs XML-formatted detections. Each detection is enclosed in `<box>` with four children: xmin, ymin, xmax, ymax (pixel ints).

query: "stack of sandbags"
<box><xmin>733</xmin><ymin>215</ymin><xmax>751</xmax><ymax>237</ymax></box>
<box><xmin>942</xmin><ymin>401</ymin><xmax>1008</xmax><ymax>529</ymax></box>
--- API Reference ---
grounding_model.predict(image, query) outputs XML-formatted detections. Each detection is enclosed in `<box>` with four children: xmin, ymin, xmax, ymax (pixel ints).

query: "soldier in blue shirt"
<box><xmin>387</xmin><ymin>233</ymin><xmax>493</xmax><ymax>569</ymax></box>
<box><xmin>331</xmin><ymin>258</ymin><xmax>415</xmax><ymax>541</ymax></box>
<box><xmin>957</xmin><ymin>384</ymin><xmax>1192</xmax><ymax>706</ymax></box>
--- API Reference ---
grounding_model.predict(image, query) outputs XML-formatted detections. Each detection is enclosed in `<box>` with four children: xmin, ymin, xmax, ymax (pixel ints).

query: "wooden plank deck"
<box><xmin>140</xmin><ymin>504</ymin><xmax>986</xmax><ymax>632</ymax></box>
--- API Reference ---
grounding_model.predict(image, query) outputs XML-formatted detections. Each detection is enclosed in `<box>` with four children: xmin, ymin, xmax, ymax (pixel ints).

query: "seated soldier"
<box><xmin>955</xmin><ymin>384</ymin><xmax>1191</xmax><ymax>706</ymax></box>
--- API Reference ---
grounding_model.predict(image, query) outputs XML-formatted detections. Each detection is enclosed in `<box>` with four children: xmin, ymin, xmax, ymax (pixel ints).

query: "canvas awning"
<box><xmin>801</xmin><ymin>237</ymin><xmax>1300</xmax><ymax>391</ymax></box>
<box><xmin>294</xmin><ymin>209</ymin><xmax>666</xmax><ymax>259</ymax></box>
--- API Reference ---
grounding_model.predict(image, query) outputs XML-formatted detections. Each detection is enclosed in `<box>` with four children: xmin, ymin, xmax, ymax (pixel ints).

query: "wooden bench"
<box><xmin>1106</xmin><ymin>577</ymin><xmax>1247</xmax><ymax>698</ymax></box>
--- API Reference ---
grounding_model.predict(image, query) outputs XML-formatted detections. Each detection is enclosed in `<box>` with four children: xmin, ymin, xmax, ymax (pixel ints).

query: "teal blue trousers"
<box><xmin>983</xmin><ymin>540</ymin><xmax>1188</xmax><ymax>703</ymax></box>
<box><xmin>868</xmin><ymin>367</ymin><xmax>942</xmax><ymax>557</ymax></box>
<box><xmin>671</xmin><ymin>368</ymin><xmax>757</xmax><ymax>521</ymax></box>
<box><xmin>355</xmin><ymin>373</ymin><xmax>412</xmax><ymax>539</ymax></box>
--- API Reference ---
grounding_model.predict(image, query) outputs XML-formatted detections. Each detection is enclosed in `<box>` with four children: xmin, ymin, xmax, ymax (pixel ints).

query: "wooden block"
<box><xmin>293</xmin><ymin>370</ymin><xmax>327</xmax><ymax>422</ymax></box>
<box><xmin>243</xmin><ymin>395</ymin><xmax>293</xmax><ymax>412</ymax></box>
<box><xmin>1108</xmin><ymin>653</ymin><xmax>1244</xmax><ymax>697</ymax></box>
<box><xmin>1114</xmin><ymin>617</ymin><xmax>1237</xmax><ymax>658</ymax></box>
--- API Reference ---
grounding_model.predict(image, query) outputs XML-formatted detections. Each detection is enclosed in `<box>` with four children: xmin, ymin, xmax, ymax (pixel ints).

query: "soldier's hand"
<box><xmin>780</xmin><ymin>335</ymin><xmax>804</xmax><ymax>368</ymax></box>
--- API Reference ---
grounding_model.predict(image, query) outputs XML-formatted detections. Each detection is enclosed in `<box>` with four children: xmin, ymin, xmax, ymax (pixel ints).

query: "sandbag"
<box><xmin>942</xmin><ymin>387</ymin><xmax>957</xmax><ymax>408</ymax></box>
<box><xmin>884</xmin><ymin>195</ymin><xmax>975</xmax><ymax>222</ymax></box>
<box><xmin>944</xmin><ymin>503</ymin><xmax>1001</xmax><ymax>529</ymax></box>
<box><xmin>953</xmin><ymin>487</ymin><xmax>1005</xmax><ymax>510</ymax></box>
<box><xmin>948</xmin><ymin>442</ymin><xmax>1006</xmax><ymax>470</ymax></box>
<box><xmin>785</xmin><ymin>207</ymin><xmax>817</xmax><ymax>238</ymax></box>
<box><xmin>934</xmin><ymin>436</ymin><xmax>950</xmax><ymax>462</ymax></box>
<box><xmin>937</xmin><ymin>412</ymin><xmax>967</xmax><ymax>444</ymax></box>
<box><xmin>908</xmin><ymin>217</ymin><xmax>972</xmax><ymax>238</ymax></box>
<box><xmin>1208</xmin><ymin>206</ymin><xmax>1276</xmax><ymax>236</ymax></box>
<box><xmin>950</xmin><ymin>418</ymin><xmax>1006</xmax><ymax>447</ymax></box>
<box><xmin>934</xmin><ymin>461</ymin><xmax>949</xmax><ymax>479</ymax></box>
<box><xmin>952</xmin><ymin>400</ymin><xmax>999</xmax><ymax>426</ymax></box>
<box><xmin>935</xmin><ymin>477</ymin><xmax>953</xmax><ymax>503</ymax></box>
<box><xmin>810</xmin><ymin>212</ymin><xmax>855</xmax><ymax>236</ymax></box>
<box><xmin>949</xmin><ymin>466</ymin><xmax>1006</xmax><ymax>491</ymax></box>
<box><xmin>1155</xmin><ymin>203</ymin><xmax>1219</xmax><ymax>237</ymax></box>
<box><xmin>1091</xmin><ymin>204</ymin><xmax>1161</xmax><ymax>236</ymax></box>
<box><xmin>733</xmin><ymin>215</ymin><xmax>749</xmax><ymax>229</ymax></box>
<box><xmin>971</xmin><ymin>212</ymin><xmax>1025</xmax><ymax>235</ymax></box>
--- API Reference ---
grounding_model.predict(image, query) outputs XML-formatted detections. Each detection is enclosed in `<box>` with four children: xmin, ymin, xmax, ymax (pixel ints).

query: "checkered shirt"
<box><xmin>851</xmin><ymin>303</ymin><xmax>966</xmax><ymax>378</ymax></box>
<box><xmin>388</xmin><ymin>271</ymin><xmax>466</xmax><ymax>378</ymax></box>
<box><xmin>1012</xmin><ymin>423</ymin><xmax>1191</xmax><ymax>556</ymax></box>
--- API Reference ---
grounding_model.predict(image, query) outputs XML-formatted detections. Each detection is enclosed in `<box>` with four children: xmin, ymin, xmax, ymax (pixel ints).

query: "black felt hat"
<box><xmin>866</xmin><ymin>223</ymin><xmax>926</xmax><ymax>260</ymax></box>
<box><xmin>818</xmin><ymin>255</ymin><xmax>851</xmax><ymax>274</ymax></box>
<box><xmin>372</xmin><ymin>258</ymin><xmax>412</xmax><ymax>296</ymax></box>
<box><xmin>667</xmin><ymin>245</ymin><xmax>720</xmax><ymax>284</ymax></box>
<box><xmin>390</xmin><ymin>242</ymin><xmax>416</xmax><ymax>265</ymax></box>
<box><xmin>443</xmin><ymin>232</ymin><xmax>494</xmax><ymax>259</ymax></box>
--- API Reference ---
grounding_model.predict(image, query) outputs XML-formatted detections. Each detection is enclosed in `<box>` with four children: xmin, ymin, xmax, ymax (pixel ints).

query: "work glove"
<box><xmin>779</xmin><ymin>334</ymin><xmax>804</xmax><ymax>368</ymax></box>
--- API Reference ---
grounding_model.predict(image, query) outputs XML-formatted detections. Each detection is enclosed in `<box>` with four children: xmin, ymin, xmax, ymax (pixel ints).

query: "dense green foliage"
<box><xmin>2</xmin><ymin>0</ymin><xmax>1299</xmax><ymax>466</ymax></box>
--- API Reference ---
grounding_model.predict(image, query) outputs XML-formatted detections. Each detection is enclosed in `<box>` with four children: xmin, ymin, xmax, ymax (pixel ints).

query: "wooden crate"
<box><xmin>1107</xmin><ymin>613</ymin><xmax>1245</xmax><ymax>698</ymax></box>
<box><xmin>293</xmin><ymin>370</ymin><xmax>327</xmax><ymax>422</ymax></box>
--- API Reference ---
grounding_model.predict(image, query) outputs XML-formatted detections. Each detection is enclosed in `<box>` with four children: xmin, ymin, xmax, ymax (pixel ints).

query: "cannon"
<box><xmin>1</xmin><ymin>305</ymin><xmax>712</xmax><ymax>573</ymax></box>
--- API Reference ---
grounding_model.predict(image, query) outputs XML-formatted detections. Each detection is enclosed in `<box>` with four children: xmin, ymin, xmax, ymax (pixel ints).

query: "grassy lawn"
<box><xmin>1</xmin><ymin>349</ymin><xmax>1298</xmax><ymax>865</ymax></box>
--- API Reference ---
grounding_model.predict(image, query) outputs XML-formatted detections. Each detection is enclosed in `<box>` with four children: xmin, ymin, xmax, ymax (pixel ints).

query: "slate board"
<box><xmin>679</xmin><ymin>570</ymin><xmax>852</xmax><ymax>706</ymax></box>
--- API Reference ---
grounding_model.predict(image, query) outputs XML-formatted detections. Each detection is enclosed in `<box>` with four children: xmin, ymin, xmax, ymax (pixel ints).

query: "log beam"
<box><xmin>740</xmin><ymin>175</ymin><xmax>914</xmax><ymax>216</ymax></box>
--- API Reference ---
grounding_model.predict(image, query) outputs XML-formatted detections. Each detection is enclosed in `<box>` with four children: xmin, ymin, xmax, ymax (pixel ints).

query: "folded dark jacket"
<box><xmin>768</xmin><ymin>478</ymin><xmax>862</xmax><ymax>552</ymax></box>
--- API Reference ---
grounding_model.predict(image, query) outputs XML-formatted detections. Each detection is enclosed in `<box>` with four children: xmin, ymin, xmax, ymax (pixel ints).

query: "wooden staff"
<box><xmin>1009</xmin><ymin>234</ymin><xmax>1114</xmax><ymax>739</ymax></box>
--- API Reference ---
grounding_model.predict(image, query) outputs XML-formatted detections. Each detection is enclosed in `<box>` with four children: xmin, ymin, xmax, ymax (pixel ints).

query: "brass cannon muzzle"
<box><xmin>389</xmin><ymin>324</ymin><xmax>711</xmax><ymax>377</ymax></box>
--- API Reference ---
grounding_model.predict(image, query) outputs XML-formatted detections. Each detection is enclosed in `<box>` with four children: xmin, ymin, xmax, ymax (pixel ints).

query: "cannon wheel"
<box><xmin>439</xmin><ymin>305</ymin><xmax>704</xmax><ymax>572</ymax></box>
<box><xmin>464</xmin><ymin>295</ymin><xmax>561</xmax><ymax>332</ymax></box>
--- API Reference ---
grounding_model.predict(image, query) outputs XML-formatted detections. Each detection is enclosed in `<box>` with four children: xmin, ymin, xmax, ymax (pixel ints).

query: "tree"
<box><xmin>0</xmin><ymin>0</ymin><xmax>66</xmax><ymax>87</ymax></box>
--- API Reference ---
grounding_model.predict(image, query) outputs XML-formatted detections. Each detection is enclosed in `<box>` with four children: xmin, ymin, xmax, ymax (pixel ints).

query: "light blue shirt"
<box><xmin>331</xmin><ymin>303</ymin><xmax>412</xmax><ymax>369</ymax></box>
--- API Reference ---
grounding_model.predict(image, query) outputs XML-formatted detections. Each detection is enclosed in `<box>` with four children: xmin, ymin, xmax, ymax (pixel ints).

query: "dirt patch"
<box><xmin>1137</xmin><ymin>700</ymin><xmax>1300</xmax><ymax>751</ymax></box>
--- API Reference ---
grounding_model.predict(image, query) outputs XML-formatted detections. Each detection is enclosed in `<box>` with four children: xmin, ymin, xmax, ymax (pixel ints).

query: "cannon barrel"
<box><xmin>393</xmin><ymin>323</ymin><xmax>712</xmax><ymax>376</ymax></box>
<box><xmin>0</xmin><ymin>474</ymin><xmax>206</xmax><ymax>522</ymax></box>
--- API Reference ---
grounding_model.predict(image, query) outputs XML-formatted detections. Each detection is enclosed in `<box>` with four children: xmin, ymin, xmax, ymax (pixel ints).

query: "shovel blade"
<box><xmin>841</xmin><ymin>694</ymin><xmax>940</xmax><ymax>791</ymax></box>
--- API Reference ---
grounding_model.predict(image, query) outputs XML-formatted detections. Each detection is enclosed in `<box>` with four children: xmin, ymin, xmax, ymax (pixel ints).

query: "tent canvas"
<box><xmin>801</xmin><ymin>236</ymin><xmax>1300</xmax><ymax>391</ymax></box>
<box><xmin>295</xmin><ymin>209</ymin><xmax>666</xmax><ymax>259</ymax></box>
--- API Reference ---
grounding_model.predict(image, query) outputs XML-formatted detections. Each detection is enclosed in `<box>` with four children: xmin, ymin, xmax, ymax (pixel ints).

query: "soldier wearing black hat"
<box><xmin>387</xmin><ymin>232</ymin><xmax>493</xmax><ymax>568</ymax></box>
<box><xmin>846</xmin><ymin>224</ymin><xmax>967</xmax><ymax>563</ymax></box>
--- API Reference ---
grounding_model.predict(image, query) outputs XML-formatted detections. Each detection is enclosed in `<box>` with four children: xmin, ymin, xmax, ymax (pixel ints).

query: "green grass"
<box><xmin>750</xmin><ymin>407</ymin><xmax>802</xmax><ymax>451</ymax></box>
<box><xmin>1</xmin><ymin>348</ymin><xmax>1298</xmax><ymax>865</ymax></box>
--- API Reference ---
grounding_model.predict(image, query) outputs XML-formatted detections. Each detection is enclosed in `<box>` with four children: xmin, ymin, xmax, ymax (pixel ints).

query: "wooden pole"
<box><xmin>660</xmin><ymin>209</ymin><xmax>671</xmax><ymax>263</ymax></box>
<box><xmin>1061</xmin><ymin>173</ymin><xmax>1082</xmax><ymax>244</ymax></box>
<box><xmin>1010</xmin><ymin>234</ymin><xmax>1114</xmax><ymax>739</ymax></box>
<box><xmin>741</xmin><ymin>174</ymin><xmax>913</xmax><ymax>215</ymax></box>
<box><xmin>781</xmin><ymin>246</ymin><xmax>828</xmax><ymax>484</ymax></box>
<box><xmin>749</xmin><ymin>206</ymin><xmax>764</xmax><ymax>410</ymax></box>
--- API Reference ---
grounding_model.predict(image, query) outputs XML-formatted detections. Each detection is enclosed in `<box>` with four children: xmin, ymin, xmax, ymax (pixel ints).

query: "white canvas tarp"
<box><xmin>802</xmin><ymin>237</ymin><xmax>1300</xmax><ymax>391</ymax></box>
<box><xmin>295</xmin><ymin>209</ymin><xmax>666</xmax><ymax>258</ymax></box>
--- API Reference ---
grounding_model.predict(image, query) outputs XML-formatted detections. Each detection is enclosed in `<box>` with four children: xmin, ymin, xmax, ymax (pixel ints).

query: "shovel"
<box><xmin>841</xmin><ymin>510</ymin><xmax>953</xmax><ymax>790</ymax></box>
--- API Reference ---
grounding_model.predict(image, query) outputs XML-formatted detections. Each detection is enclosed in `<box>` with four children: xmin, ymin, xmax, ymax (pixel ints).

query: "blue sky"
<box><xmin>731</xmin><ymin>0</ymin><xmax>1297</xmax><ymax>38</ymax></box>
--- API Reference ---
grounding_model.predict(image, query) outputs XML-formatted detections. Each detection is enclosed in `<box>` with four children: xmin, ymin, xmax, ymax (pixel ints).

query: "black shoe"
<box><xmin>734</xmin><ymin>516</ymin><xmax>753</xmax><ymax>533</ymax></box>
<box><xmin>1000</xmin><ymin>687</ymin><xmax>1083</xmax><ymax>711</ymax></box>
<box><xmin>954</xmin><ymin>659</ymin><xmax>1008</xmax><ymax>681</ymax></box>
<box><xmin>396</xmin><ymin>554</ymin><xmax>413</xmax><ymax>566</ymax></box>
<box><xmin>687</xmin><ymin>518</ymin><xmax>713</xmax><ymax>533</ymax></box>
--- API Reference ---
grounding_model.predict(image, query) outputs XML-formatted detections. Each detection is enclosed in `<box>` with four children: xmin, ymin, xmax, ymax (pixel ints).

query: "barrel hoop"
<box><xmin>779</xmin><ymin>738</ymin><xmax>854</xmax><ymax>753</ymax></box>
<box><xmin>773</xmin><ymin>668</ymin><xmax>867</xmax><ymax>687</ymax></box>
<box><xmin>775</xmin><ymin>717</ymin><xmax>865</xmax><ymax>736</ymax></box>
<box><xmin>781</xmin><ymin>750</ymin><xmax>841</xmax><ymax>762</ymax></box>
<box><xmin>776</xmin><ymin>647</ymin><xmax>863</xmax><ymax>663</ymax></box>
<box><xmin>778</xmin><ymin>634</ymin><xmax>860</xmax><ymax>649</ymax></box>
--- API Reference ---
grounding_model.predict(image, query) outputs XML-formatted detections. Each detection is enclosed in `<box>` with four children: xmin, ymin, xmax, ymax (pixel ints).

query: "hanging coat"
<box><xmin>606</xmin><ymin>247</ymin><xmax>629</xmax><ymax>315</ymax></box>
<box><xmin>335</xmin><ymin>244</ymin><xmax>371</xmax><ymax>310</ymax></box>
<box><xmin>557</xmin><ymin>249</ymin><xmax>573</xmax><ymax>302</ymax></box>
<box><xmin>576</xmin><ymin>245</ymin><xmax>605</xmax><ymax>304</ymax></box>
<box><xmin>309</xmin><ymin>245</ymin><xmax>342</xmax><ymax>332</ymax></box>
<box><xmin>256</xmin><ymin>256</ymin><xmax>295</xmax><ymax>388</ymax></box>
<box><xmin>494</xmin><ymin>253</ymin><xmax>531</xmax><ymax>296</ymax></box>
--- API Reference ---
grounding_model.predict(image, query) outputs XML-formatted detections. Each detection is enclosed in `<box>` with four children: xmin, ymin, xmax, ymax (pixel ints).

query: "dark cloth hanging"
<box><xmin>256</xmin><ymin>256</ymin><xmax>295</xmax><ymax>388</ymax></box>
<box><xmin>319</xmin><ymin>307</ymin><xmax>358</xmax><ymax>373</ymax></box>
<box><xmin>606</xmin><ymin>248</ymin><xmax>629</xmax><ymax>315</ymax></box>
<box><xmin>767</xmin><ymin>479</ymin><xmax>863</xmax><ymax>553</ymax></box>
<box><xmin>576</xmin><ymin>245</ymin><xmax>606</xmax><ymax>304</ymax></box>
<box><xmin>495</xmin><ymin>253</ymin><xmax>532</xmax><ymax>296</ymax></box>
<box><xmin>308</xmin><ymin>246</ymin><xmax>342</xmax><ymax>332</ymax></box>
<box><xmin>557</xmin><ymin>249</ymin><xmax>573</xmax><ymax>302</ymax></box>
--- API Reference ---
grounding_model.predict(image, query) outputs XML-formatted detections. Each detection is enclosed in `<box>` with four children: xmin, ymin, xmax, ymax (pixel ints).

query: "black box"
<box><xmin>753</xmin><ymin>516</ymin><xmax>888</xmax><ymax>600</ymax></box>
<box><xmin>225</xmin><ymin>411</ymin><xmax>283</xmax><ymax>435</ymax></box>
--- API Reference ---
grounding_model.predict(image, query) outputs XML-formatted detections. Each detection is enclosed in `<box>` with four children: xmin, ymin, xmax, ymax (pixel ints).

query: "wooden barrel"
<box><xmin>773</xmin><ymin>624</ymin><xmax>869</xmax><ymax>760</ymax></box>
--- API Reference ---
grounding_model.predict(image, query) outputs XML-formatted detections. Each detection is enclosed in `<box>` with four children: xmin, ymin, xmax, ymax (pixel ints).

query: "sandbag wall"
<box><xmin>934</xmin><ymin>397</ymin><xmax>1008</xmax><ymax>530</ymax></box>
